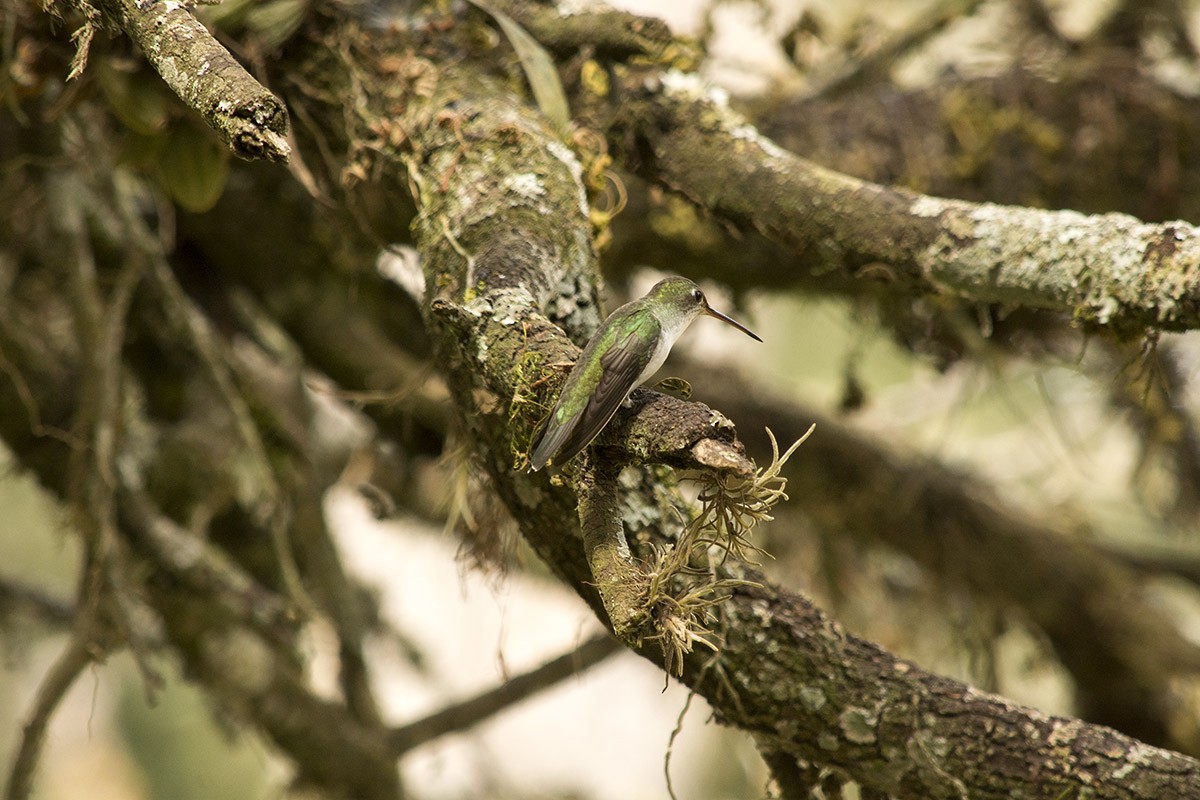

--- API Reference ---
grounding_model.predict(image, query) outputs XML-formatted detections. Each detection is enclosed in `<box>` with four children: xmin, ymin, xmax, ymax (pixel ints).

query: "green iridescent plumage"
<box><xmin>528</xmin><ymin>277</ymin><xmax>761</xmax><ymax>471</ymax></box>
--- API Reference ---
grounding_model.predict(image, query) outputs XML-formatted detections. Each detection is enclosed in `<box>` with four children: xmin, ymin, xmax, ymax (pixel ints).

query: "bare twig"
<box><xmin>663</xmin><ymin>689</ymin><xmax>696</xmax><ymax>800</ymax></box>
<box><xmin>4</xmin><ymin>635</ymin><xmax>93</xmax><ymax>800</ymax></box>
<box><xmin>389</xmin><ymin>632</ymin><xmax>621</xmax><ymax>754</ymax></box>
<box><xmin>0</xmin><ymin>580</ymin><xmax>73</xmax><ymax>628</ymax></box>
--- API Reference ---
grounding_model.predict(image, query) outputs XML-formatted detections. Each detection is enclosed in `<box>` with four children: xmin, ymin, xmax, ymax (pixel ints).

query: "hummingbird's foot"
<box><xmin>655</xmin><ymin>377</ymin><xmax>692</xmax><ymax>399</ymax></box>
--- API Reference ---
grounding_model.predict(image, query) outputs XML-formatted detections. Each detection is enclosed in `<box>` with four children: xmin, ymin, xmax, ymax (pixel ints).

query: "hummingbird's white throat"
<box><xmin>631</xmin><ymin>303</ymin><xmax>702</xmax><ymax>394</ymax></box>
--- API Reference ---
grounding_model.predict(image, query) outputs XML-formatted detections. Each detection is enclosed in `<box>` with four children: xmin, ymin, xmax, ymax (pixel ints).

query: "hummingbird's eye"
<box><xmin>692</xmin><ymin>288</ymin><xmax>703</xmax><ymax>303</ymax></box>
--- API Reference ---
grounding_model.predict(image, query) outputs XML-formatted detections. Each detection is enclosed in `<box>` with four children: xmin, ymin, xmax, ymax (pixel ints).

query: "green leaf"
<box><xmin>198</xmin><ymin>0</ymin><xmax>259</xmax><ymax>30</ymax></box>
<box><xmin>245</xmin><ymin>0</ymin><xmax>310</xmax><ymax>49</ymax></box>
<box><xmin>466</xmin><ymin>0</ymin><xmax>570</xmax><ymax>131</ymax></box>
<box><xmin>156</xmin><ymin>121</ymin><xmax>230</xmax><ymax>213</ymax></box>
<box><xmin>98</xmin><ymin>63</ymin><xmax>171</xmax><ymax>136</ymax></box>
<box><xmin>656</xmin><ymin>377</ymin><xmax>693</xmax><ymax>399</ymax></box>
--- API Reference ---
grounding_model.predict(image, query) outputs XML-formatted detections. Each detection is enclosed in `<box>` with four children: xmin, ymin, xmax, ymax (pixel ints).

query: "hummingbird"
<box><xmin>528</xmin><ymin>276</ymin><xmax>762</xmax><ymax>472</ymax></box>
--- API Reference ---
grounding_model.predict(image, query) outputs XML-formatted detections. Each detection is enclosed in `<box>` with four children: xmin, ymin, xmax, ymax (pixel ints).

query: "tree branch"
<box><xmin>389</xmin><ymin>633</ymin><xmax>621</xmax><ymax>754</ymax></box>
<box><xmin>4</xmin><ymin>635</ymin><xmax>93</xmax><ymax>800</ymax></box>
<box><xmin>694</xmin><ymin>366</ymin><xmax>1200</xmax><ymax>752</ymax></box>
<box><xmin>619</xmin><ymin>68</ymin><xmax>1200</xmax><ymax>335</ymax></box>
<box><xmin>495</xmin><ymin>0</ymin><xmax>1200</xmax><ymax>335</ymax></box>
<box><xmin>97</xmin><ymin>0</ymin><xmax>290</xmax><ymax>161</ymax></box>
<box><xmin>799</xmin><ymin>0</ymin><xmax>986</xmax><ymax>100</ymax></box>
<box><xmin>0</xmin><ymin>579</ymin><xmax>74</xmax><ymax>628</ymax></box>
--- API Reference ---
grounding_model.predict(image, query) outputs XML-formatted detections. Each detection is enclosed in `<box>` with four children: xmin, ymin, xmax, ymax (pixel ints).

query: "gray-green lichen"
<box><xmin>839</xmin><ymin>707</ymin><xmax>879</xmax><ymax>745</ymax></box>
<box><xmin>799</xmin><ymin>685</ymin><xmax>827</xmax><ymax>711</ymax></box>
<box><xmin>918</xmin><ymin>198</ymin><xmax>1200</xmax><ymax>331</ymax></box>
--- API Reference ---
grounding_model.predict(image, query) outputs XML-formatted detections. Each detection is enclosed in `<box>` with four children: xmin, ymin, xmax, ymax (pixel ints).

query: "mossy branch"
<box><xmin>576</xmin><ymin>430</ymin><xmax>807</xmax><ymax>674</ymax></box>
<box><xmin>577</xmin><ymin>457</ymin><xmax>648</xmax><ymax>641</ymax></box>
<box><xmin>97</xmin><ymin>0</ymin><xmax>290</xmax><ymax>161</ymax></box>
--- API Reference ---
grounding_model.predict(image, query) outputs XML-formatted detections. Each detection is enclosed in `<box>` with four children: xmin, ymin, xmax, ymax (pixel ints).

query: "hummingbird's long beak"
<box><xmin>704</xmin><ymin>305</ymin><xmax>763</xmax><ymax>342</ymax></box>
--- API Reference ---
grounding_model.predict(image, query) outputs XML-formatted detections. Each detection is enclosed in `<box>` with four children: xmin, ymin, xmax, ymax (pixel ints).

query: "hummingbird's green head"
<box><xmin>648</xmin><ymin>277</ymin><xmax>763</xmax><ymax>342</ymax></box>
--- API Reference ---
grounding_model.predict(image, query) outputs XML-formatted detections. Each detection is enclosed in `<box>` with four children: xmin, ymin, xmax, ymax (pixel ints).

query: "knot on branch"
<box><xmin>600</xmin><ymin>390</ymin><xmax>757</xmax><ymax>473</ymax></box>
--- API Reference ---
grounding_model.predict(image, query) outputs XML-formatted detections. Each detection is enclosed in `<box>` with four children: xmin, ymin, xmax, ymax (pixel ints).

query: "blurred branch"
<box><xmin>1099</xmin><ymin>0</ymin><xmax>1196</xmax><ymax>57</ymax></box>
<box><xmin>0</xmin><ymin>580</ymin><xmax>73</xmax><ymax>628</ymax></box>
<box><xmin>799</xmin><ymin>0</ymin><xmax>985</xmax><ymax>100</ymax></box>
<box><xmin>755</xmin><ymin>56</ymin><xmax>1200</xmax><ymax>225</ymax></box>
<box><xmin>55</xmin><ymin>157</ymin><xmax>166</xmax><ymax>693</ymax></box>
<box><xmin>1094</xmin><ymin>535</ymin><xmax>1200</xmax><ymax>587</ymax></box>
<box><xmin>1012</xmin><ymin>0</ymin><xmax>1069</xmax><ymax>43</ymax></box>
<box><xmin>0</xmin><ymin>125</ymin><xmax>400</xmax><ymax>798</ymax></box>
<box><xmin>4</xmin><ymin>635</ymin><xmax>93</xmax><ymax>800</ymax></box>
<box><xmin>389</xmin><ymin>633</ymin><xmax>621</xmax><ymax>754</ymax></box>
<box><xmin>0</xmin><ymin>259</ymin><xmax>402</xmax><ymax>800</ymax></box>
<box><xmin>118</xmin><ymin>485</ymin><xmax>299</xmax><ymax>644</ymax></box>
<box><xmin>1106</xmin><ymin>339</ymin><xmax>1200</xmax><ymax>521</ymax></box>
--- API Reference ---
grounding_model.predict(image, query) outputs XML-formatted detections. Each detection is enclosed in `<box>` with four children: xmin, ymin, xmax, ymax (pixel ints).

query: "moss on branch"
<box><xmin>100</xmin><ymin>0</ymin><xmax>290</xmax><ymax>161</ymax></box>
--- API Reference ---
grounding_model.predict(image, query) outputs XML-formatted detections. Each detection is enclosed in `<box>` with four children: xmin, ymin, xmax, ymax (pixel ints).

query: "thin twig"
<box><xmin>389</xmin><ymin>632</ymin><xmax>621</xmax><ymax>754</ymax></box>
<box><xmin>4</xmin><ymin>635</ymin><xmax>93</xmax><ymax>800</ymax></box>
<box><xmin>0</xmin><ymin>579</ymin><xmax>74</xmax><ymax>628</ymax></box>
<box><xmin>663</xmin><ymin>689</ymin><xmax>696</xmax><ymax>800</ymax></box>
<box><xmin>54</xmin><ymin>158</ymin><xmax>163</xmax><ymax>694</ymax></box>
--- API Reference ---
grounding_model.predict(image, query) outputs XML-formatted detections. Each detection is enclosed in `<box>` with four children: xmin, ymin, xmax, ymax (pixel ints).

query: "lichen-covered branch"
<box><xmin>695</xmin><ymin>366</ymin><xmax>1200</xmax><ymax>753</ymax></box>
<box><xmin>618</xmin><ymin>69</ymin><xmax>1200</xmax><ymax>335</ymax></box>
<box><xmin>715</xmin><ymin>582</ymin><xmax>1200</xmax><ymax>799</ymax></box>
<box><xmin>99</xmin><ymin>0</ymin><xmax>290</xmax><ymax>161</ymax></box>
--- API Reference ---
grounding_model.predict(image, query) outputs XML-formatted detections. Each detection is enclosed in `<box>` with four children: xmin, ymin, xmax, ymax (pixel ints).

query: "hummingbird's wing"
<box><xmin>529</xmin><ymin>320</ymin><xmax>657</xmax><ymax>470</ymax></box>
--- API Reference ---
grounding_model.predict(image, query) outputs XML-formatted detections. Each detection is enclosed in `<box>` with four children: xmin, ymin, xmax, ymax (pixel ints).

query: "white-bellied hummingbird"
<box><xmin>528</xmin><ymin>276</ymin><xmax>762</xmax><ymax>471</ymax></box>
